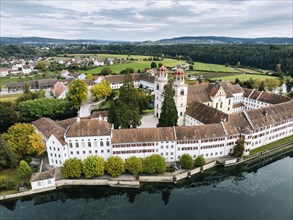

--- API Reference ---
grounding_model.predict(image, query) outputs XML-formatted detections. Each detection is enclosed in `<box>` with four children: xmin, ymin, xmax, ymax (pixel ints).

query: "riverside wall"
<box><xmin>1</xmin><ymin>142</ymin><xmax>292</xmax><ymax>202</ymax></box>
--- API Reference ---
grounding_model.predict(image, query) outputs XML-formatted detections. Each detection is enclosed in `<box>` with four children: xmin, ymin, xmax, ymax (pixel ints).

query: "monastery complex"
<box><xmin>32</xmin><ymin>67</ymin><xmax>293</xmax><ymax>167</ymax></box>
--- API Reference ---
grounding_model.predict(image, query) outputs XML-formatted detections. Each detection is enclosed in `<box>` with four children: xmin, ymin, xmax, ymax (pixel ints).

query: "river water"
<box><xmin>1</xmin><ymin>148</ymin><xmax>292</xmax><ymax>220</ymax></box>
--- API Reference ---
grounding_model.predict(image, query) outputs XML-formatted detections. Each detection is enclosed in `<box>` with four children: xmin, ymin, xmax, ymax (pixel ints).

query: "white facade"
<box><xmin>31</xmin><ymin>177</ymin><xmax>55</xmax><ymax>190</ymax></box>
<box><xmin>154</xmin><ymin>71</ymin><xmax>168</xmax><ymax>118</ymax></box>
<box><xmin>0</xmin><ymin>68</ymin><xmax>9</xmax><ymax>77</ymax></box>
<box><xmin>173</xmin><ymin>77</ymin><xmax>188</xmax><ymax>126</ymax></box>
<box><xmin>47</xmin><ymin>135</ymin><xmax>68</xmax><ymax>167</ymax></box>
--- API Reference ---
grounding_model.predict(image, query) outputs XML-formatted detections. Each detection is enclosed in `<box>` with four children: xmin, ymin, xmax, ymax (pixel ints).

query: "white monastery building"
<box><xmin>32</xmin><ymin>67</ymin><xmax>293</xmax><ymax>167</ymax></box>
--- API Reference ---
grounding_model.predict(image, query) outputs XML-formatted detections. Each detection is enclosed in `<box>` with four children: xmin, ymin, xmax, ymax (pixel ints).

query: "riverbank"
<box><xmin>1</xmin><ymin>138</ymin><xmax>292</xmax><ymax>202</ymax></box>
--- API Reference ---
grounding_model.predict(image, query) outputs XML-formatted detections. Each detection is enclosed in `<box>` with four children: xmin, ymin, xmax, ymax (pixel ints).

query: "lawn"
<box><xmin>211</xmin><ymin>74</ymin><xmax>277</xmax><ymax>82</ymax></box>
<box><xmin>80</xmin><ymin>59</ymin><xmax>183</xmax><ymax>75</ymax></box>
<box><xmin>0</xmin><ymin>93</ymin><xmax>23</xmax><ymax>103</ymax></box>
<box><xmin>249</xmin><ymin>135</ymin><xmax>293</xmax><ymax>157</ymax></box>
<box><xmin>194</xmin><ymin>62</ymin><xmax>240</xmax><ymax>73</ymax></box>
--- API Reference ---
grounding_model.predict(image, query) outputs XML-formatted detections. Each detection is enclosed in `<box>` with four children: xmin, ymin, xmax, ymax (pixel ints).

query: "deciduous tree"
<box><xmin>0</xmin><ymin>136</ymin><xmax>18</xmax><ymax>170</ymax></box>
<box><xmin>28</xmin><ymin>133</ymin><xmax>45</xmax><ymax>156</ymax></box>
<box><xmin>61</xmin><ymin>158</ymin><xmax>83</xmax><ymax>179</ymax></box>
<box><xmin>143</xmin><ymin>154</ymin><xmax>166</xmax><ymax>174</ymax></box>
<box><xmin>157</xmin><ymin>81</ymin><xmax>178</xmax><ymax>127</ymax></box>
<box><xmin>67</xmin><ymin>79</ymin><xmax>88</xmax><ymax>107</ymax></box>
<box><xmin>194</xmin><ymin>156</ymin><xmax>206</xmax><ymax>167</ymax></box>
<box><xmin>83</xmin><ymin>156</ymin><xmax>105</xmax><ymax>178</ymax></box>
<box><xmin>106</xmin><ymin>156</ymin><xmax>125</xmax><ymax>177</ymax></box>
<box><xmin>91</xmin><ymin>81</ymin><xmax>112</xmax><ymax>101</ymax></box>
<box><xmin>18</xmin><ymin>160</ymin><xmax>31</xmax><ymax>178</ymax></box>
<box><xmin>232</xmin><ymin>138</ymin><xmax>245</xmax><ymax>157</ymax></box>
<box><xmin>179</xmin><ymin>154</ymin><xmax>193</xmax><ymax>169</ymax></box>
<box><xmin>125</xmin><ymin>156</ymin><xmax>143</xmax><ymax>176</ymax></box>
<box><xmin>0</xmin><ymin>104</ymin><xmax>18</xmax><ymax>133</ymax></box>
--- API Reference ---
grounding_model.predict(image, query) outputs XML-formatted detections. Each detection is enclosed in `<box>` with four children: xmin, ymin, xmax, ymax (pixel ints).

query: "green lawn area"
<box><xmin>57</xmin><ymin>54</ymin><xmax>155</xmax><ymax>59</ymax></box>
<box><xmin>211</xmin><ymin>74</ymin><xmax>277</xmax><ymax>82</ymax></box>
<box><xmin>0</xmin><ymin>93</ymin><xmax>23</xmax><ymax>103</ymax></box>
<box><xmin>194</xmin><ymin>62</ymin><xmax>240</xmax><ymax>73</ymax></box>
<box><xmin>249</xmin><ymin>135</ymin><xmax>293</xmax><ymax>157</ymax></box>
<box><xmin>80</xmin><ymin>58</ymin><xmax>183</xmax><ymax>75</ymax></box>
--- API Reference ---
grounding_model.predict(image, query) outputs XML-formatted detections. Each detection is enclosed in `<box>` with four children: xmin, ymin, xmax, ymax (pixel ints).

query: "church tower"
<box><xmin>154</xmin><ymin>66</ymin><xmax>168</xmax><ymax>118</ymax></box>
<box><xmin>173</xmin><ymin>67</ymin><xmax>188</xmax><ymax>126</ymax></box>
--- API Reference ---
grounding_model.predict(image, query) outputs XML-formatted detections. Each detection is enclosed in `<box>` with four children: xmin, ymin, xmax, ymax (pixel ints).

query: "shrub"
<box><xmin>61</xmin><ymin>158</ymin><xmax>83</xmax><ymax>179</ymax></box>
<box><xmin>0</xmin><ymin>176</ymin><xmax>15</xmax><ymax>190</ymax></box>
<box><xmin>194</xmin><ymin>156</ymin><xmax>206</xmax><ymax>167</ymax></box>
<box><xmin>106</xmin><ymin>156</ymin><xmax>125</xmax><ymax>177</ymax></box>
<box><xmin>18</xmin><ymin>160</ymin><xmax>32</xmax><ymax>178</ymax></box>
<box><xmin>143</xmin><ymin>154</ymin><xmax>166</xmax><ymax>174</ymax></box>
<box><xmin>232</xmin><ymin>138</ymin><xmax>245</xmax><ymax>157</ymax></box>
<box><xmin>179</xmin><ymin>154</ymin><xmax>193</xmax><ymax>169</ymax></box>
<box><xmin>83</xmin><ymin>156</ymin><xmax>105</xmax><ymax>178</ymax></box>
<box><xmin>125</xmin><ymin>156</ymin><xmax>143</xmax><ymax>176</ymax></box>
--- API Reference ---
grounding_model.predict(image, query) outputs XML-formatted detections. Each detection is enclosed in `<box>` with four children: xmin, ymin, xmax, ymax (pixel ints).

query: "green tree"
<box><xmin>108</xmin><ymin>73</ymin><xmax>142</xmax><ymax>128</ymax></box>
<box><xmin>2</xmin><ymin>123</ymin><xmax>37</xmax><ymax>160</ymax></box>
<box><xmin>258</xmin><ymin>81</ymin><xmax>265</xmax><ymax>91</ymax></box>
<box><xmin>125</xmin><ymin>156</ymin><xmax>143</xmax><ymax>176</ymax></box>
<box><xmin>61</xmin><ymin>158</ymin><xmax>83</xmax><ymax>179</ymax></box>
<box><xmin>36</xmin><ymin>61</ymin><xmax>46</xmax><ymax>71</ymax></box>
<box><xmin>194</xmin><ymin>156</ymin><xmax>206</xmax><ymax>167</ymax></box>
<box><xmin>67</xmin><ymin>79</ymin><xmax>88</xmax><ymax>108</ymax></box>
<box><xmin>86</xmin><ymin>74</ymin><xmax>94</xmax><ymax>80</ymax></box>
<box><xmin>106</xmin><ymin>156</ymin><xmax>125</xmax><ymax>177</ymax></box>
<box><xmin>179</xmin><ymin>154</ymin><xmax>193</xmax><ymax>169</ymax></box>
<box><xmin>157</xmin><ymin>81</ymin><xmax>178</xmax><ymax>127</ymax></box>
<box><xmin>232</xmin><ymin>138</ymin><xmax>245</xmax><ymax>157</ymax></box>
<box><xmin>101</xmin><ymin>67</ymin><xmax>113</xmax><ymax>75</ymax></box>
<box><xmin>23</xmin><ymin>83</ymin><xmax>31</xmax><ymax>95</ymax></box>
<box><xmin>264</xmin><ymin>78</ymin><xmax>280</xmax><ymax>91</ymax></box>
<box><xmin>143</xmin><ymin>154</ymin><xmax>166</xmax><ymax>174</ymax></box>
<box><xmin>83</xmin><ymin>156</ymin><xmax>105</xmax><ymax>178</ymax></box>
<box><xmin>189</xmin><ymin>64</ymin><xmax>194</xmax><ymax>70</ymax></box>
<box><xmin>17</xmin><ymin>98</ymin><xmax>68</xmax><ymax>121</ymax></box>
<box><xmin>276</xmin><ymin>63</ymin><xmax>282</xmax><ymax>75</ymax></box>
<box><xmin>0</xmin><ymin>176</ymin><xmax>15</xmax><ymax>190</ymax></box>
<box><xmin>28</xmin><ymin>133</ymin><xmax>45</xmax><ymax>156</ymax></box>
<box><xmin>0</xmin><ymin>104</ymin><xmax>18</xmax><ymax>133</ymax></box>
<box><xmin>18</xmin><ymin>160</ymin><xmax>31</xmax><ymax>178</ymax></box>
<box><xmin>151</xmin><ymin>62</ymin><xmax>157</xmax><ymax>69</ymax></box>
<box><xmin>91</xmin><ymin>81</ymin><xmax>112</xmax><ymax>101</ymax></box>
<box><xmin>0</xmin><ymin>136</ymin><xmax>18</xmax><ymax>170</ymax></box>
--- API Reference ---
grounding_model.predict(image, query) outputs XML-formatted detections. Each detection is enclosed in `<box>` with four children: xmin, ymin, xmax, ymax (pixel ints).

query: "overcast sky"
<box><xmin>1</xmin><ymin>0</ymin><xmax>292</xmax><ymax>41</ymax></box>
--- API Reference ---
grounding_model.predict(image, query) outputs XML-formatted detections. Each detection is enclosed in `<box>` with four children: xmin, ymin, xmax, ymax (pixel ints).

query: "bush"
<box><xmin>125</xmin><ymin>156</ymin><xmax>143</xmax><ymax>176</ymax></box>
<box><xmin>18</xmin><ymin>160</ymin><xmax>32</xmax><ymax>178</ymax></box>
<box><xmin>232</xmin><ymin>138</ymin><xmax>245</xmax><ymax>157</ymax></box>
<box><xmin>83</xmin><ymin>156</ymin><xmax>105</xmax><ymax>178</ymax></box>
<box><xmin>61</xmin><ymin>158</ymin><xmax>83</xmax><ymax>179</ymax></box>
<box><xmin>106</xmin><ymin>156</ymin><xmax>125</xmax><ymax>177</ymax></box>
<box><xmin>0</xmin><ymin>176</ymin><xmax>15</xmax><ymax>190</ymax></box>
<box><xmin>143</xmin><ymin>154</ymin><xmax>166</xmax><ymax>174</ymax></box>
<box><xmin>194</xmin><ymin>156</ymin><xmax>206</xmax><ymax>167</ymax></box>
<box><xmin>179</xmin><ymin>154</ymin><xmax>193</xmax><ymax>169</ymax></box>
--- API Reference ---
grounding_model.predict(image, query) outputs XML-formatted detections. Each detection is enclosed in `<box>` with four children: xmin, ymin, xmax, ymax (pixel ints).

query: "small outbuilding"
<box><xmin>30</xmin><ymin>169</ymin><xmax>55</xmax><ymax>190</ymax></box>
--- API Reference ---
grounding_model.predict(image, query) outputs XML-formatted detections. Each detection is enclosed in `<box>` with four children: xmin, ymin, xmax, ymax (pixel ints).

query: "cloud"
<box><xmin>1</xmin><ymin>0</ymin><xmax>292</xmax><ymax>40</ymax></box>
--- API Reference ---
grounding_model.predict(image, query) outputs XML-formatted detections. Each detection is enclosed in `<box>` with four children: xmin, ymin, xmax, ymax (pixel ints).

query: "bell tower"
<box><xmin>173</xmin><ymin>67</ymin><xmax>188</xmax><ymax>126</ymax></box>
<box><xmin>154</xmin><ymin>66</ymin><xmax>168</xmax><ymax>118</ymax></box>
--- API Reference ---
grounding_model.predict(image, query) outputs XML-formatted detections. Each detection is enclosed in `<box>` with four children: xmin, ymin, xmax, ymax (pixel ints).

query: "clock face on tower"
<box><xmin>177</xmin><ymin>77</ymin><xmax>181</xmax><ymax>81</ymax></box>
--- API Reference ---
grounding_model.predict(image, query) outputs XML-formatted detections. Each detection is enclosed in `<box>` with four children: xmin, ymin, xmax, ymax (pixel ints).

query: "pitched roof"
<box><xmin>187</xmin><ymin>84</ymin><xmax>212</xmax><ymax>104</ymax></box>
<box><xmin>175</xmin><ymin>124</ymin><xmax>226</xmax><ymax>140</ymax></box>
<box><xmin>242</xmin><ymin>88</ymin><xmax>291</xmax><ymax>104</ymax></box>
<box><xmin>52</xmin><ymin>81</ymin><xmax>67</xmax><ymax>98</ymax></box>
<box><xmin>32</xmin><ymin>117</ymin><xmax>66</xmax><ymax>145</ymax></box>
<box><xmin>224</xmin><ymin>112</ymin><xmax>253</xmax><ymax>135</ymax></box>
<box><xmin>66</xmin><ymin>118</ymin><xmax>111</xmax><ymax>137</ymax></box>
<box><xmin>31</xmin><ymin>169</ymin><xmax>55</xmax><ymax>182</ymax></box>
<box><xmin>246</xmin><ymin>100</ymin><xmax>293</xmax><ymax>129</ymax></box>
<box><xmin>112</xmin><ymin>127</ymin><xmax>175</xmax><ymax>143</ymax></box>
<box><xmin>37</xmin><ymin>79</ymin><xmax>58</xmax><ymax>87</ymax></box>
<box><xmin>91</xmin><ymin>110</ymin><xmax>109</xmax><ymax>118</ymax></box>
<box><xmin>186</xmin><ymin>101</ymin><xmax>228</xmax><ymax>124</ymax></box>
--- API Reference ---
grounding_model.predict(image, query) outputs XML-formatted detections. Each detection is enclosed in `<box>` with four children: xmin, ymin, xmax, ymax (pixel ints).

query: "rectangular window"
<box><xmin>70</xmin><ymin>151</ymin><xmax>73</xmax><ymax>155</ymax></box>
<box><xmin>89</xmin><ymin>150</ymin><xmax>92</xmax><ymax>154</ymax></box>
<box><xmin>107</xmin><ymin>149</ymin><xmax>110</xmax><ymax>153</ymax></box>
<box><xmin>88</xmin><ymin>142</ymin><xmax>91</xmax><ymax>147</ymax></box>
<box><xmin>76</xmin><ymin>142</ymin><xmax>79</xmax><ymax>148</ymax></box>
<box><xmin>38</xmin><ymin>182</ymin><xmax>41</xmax><ymax>187</ymax></box>
<box><xmin>95</xmin><ymin>150</ymin><xmax>98</xmax><ymax>153</ymax></box>
<box><xmin>101</xmin><ymin>150</ymin><xmax>104</xmax><ymax>153</ymax></box>
<box><xmin>100</xmin><ymin>141</ymin><xmax>104</xmax><ymax>147</ymax></box>
<box><xmin>106</xmin><ymin>141</ymin><xmax>110</xmax><ymax>146</ymax></box>
<box><xmin>69</xmin><ymin>143</ymin><xmax>73</xmax><ymax>148</ymax></box>
<box><xmin>77</xmin><ymin>151</ymin><xmax>79</xmax><ymax>154</ymax></box>
<box><xmin>83</xmin><ymin>151</ymin><xmax>86</xmax><ymax>154</ymax></box>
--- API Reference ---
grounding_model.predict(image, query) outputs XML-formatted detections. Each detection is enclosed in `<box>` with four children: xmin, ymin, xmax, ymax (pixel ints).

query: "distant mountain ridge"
<box><xmin>0</xmin><ymin>36</ymin><xmax>292</xmax><ymax>45</ymax></box>
<box><xmin>154</xmin><ymin>36</ymin><xmax>293</xmax><ymax>45</ymax></box>
<box><xmin>0</xmin><ymin>37</ymin><xmax>126</xmax><ymax>45</ymax></box>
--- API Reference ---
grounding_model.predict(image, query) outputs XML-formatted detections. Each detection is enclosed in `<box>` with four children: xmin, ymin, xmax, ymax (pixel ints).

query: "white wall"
<box><xmin>31</xmin><ymin>177</ymin><xmax>55</xmax><ymax>190</ymax></box>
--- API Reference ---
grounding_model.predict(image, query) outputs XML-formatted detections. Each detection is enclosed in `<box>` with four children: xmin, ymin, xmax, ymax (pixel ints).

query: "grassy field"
<box><xmin>211</xmin><ymin>74</ymin><xmax>277</xmax><ymax>82</ymax></box>
<box><xmin>0</xmin><ymin>93</ymin><xmax>23</xmax><ymax>103</ymax></box>
<box><xmin>80</xmin><ymin>58</ymin><xmax>183</xmax><ymax>75</ymax></box>
<box><xmin>249</xmin><ymin>136</ymin><xmax>293</xmax><ymax>156</ymax></box>
<box><xmin>194</xmin><ymin>62</ymin><xmax>240</xmax><ymax>73</ymax></box>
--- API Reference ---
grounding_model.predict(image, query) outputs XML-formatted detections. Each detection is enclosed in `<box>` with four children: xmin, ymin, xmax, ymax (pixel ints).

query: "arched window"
<box><xmin>180</xmin><ymin>89</ymin><xmax>184</xmax><ymax>96</ymax></box>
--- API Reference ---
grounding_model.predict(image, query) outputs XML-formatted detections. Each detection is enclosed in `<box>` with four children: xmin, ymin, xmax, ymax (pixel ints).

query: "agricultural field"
<box><xmin>80</xmin><ymin>58</ymin><xmax>183</xmax><ymax>75</ymax></box>
<box><xmin>211</xmin><ymin>74</ymin><xmax>277</xmax><ymax>82</ymax></box>
<box><xmin>193</xmin><ymin>62</ymin><xmax>240</xmax><ymax>73</ymax></box>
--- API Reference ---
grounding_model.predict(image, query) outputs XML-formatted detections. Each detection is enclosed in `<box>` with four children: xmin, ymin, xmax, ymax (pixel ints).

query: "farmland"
<box><xmin>210</xmin><ymin>74</ymin><xmax>277</xmax><ymax>82</ymax></box>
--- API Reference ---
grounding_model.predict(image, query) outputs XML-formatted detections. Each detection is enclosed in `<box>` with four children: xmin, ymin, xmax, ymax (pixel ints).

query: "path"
<box><xmin>79</xmin><ymin>89</ymin><xmax>92</xmax><ymax>117</ymax></box>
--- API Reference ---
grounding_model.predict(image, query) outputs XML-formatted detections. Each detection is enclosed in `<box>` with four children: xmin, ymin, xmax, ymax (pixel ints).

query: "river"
<box><xmin>1</xmin><ymin>148</ymin><xmax>292</xmax><ymax>220</ymax></box>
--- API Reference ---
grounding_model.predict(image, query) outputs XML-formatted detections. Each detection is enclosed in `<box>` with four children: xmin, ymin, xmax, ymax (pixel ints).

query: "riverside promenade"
<box><xmin>1</xmin><ymin>141</ymin><xmax>292</xmax><ymax>202</ymax></box>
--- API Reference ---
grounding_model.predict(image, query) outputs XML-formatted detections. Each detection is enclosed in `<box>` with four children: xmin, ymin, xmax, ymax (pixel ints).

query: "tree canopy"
<box><xmin>0</xmin><ymin>136</ymin><xmax>18</xmax><ymax>170</ymax></box>
<box><xmin>61</xmin><ymin>158</ymin><xmax>83</xmax><ymax>179</ymax></box>
<box><xmin>194</xmin><ymin>156</ymin><xmax>206</xmax><ymax>167</ymax></box>
<box><xmin>83</xmin><ymin>156</ymin><xmax>105</xmax><ymax>178</ymax></box>
<box><xmin>106</xmin><ymin>156</ymin><xmax>125</xmax><ymax>177</ymax></box>
<box><xmin>232</xmin><ymin>138</ymin><xmax>245</xmax><ymax>157</ymax></box>
<box><xmin>157</xmin><ymin>81</ymin><xmax>178</xmax><ymax>127</ymax></box>
<box><xmin>0</xmin><ymin>104</ymin><xmax>18</xmax><ymax>133</ymax></box>
<box><xmin>179</xmin><ymin>154</ymin><xmax>193</xmax><ymax>169</ymax></box>
<box><xmin>91</xmin><ymin>81</ymin><xmax>112</xmax><ymax>101</ymax></box>
<box><xmin>125</xmin><ymin>156</ymin><xmax>143</xmax><ymax>176</ymax></box>
<box><xmin>18</xmin><ymin>160</ymin><xmax>31</xmax><ymax>178</ymax></box>
<box><xmin>67</xmin><ymin>79</ymin><xmax>88</xmax><ymax>107</ymax></box>
<box><xmin>143</xmin><ymin>154</ymin><xmax>166</xmax><ymax>174</ymax></box>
